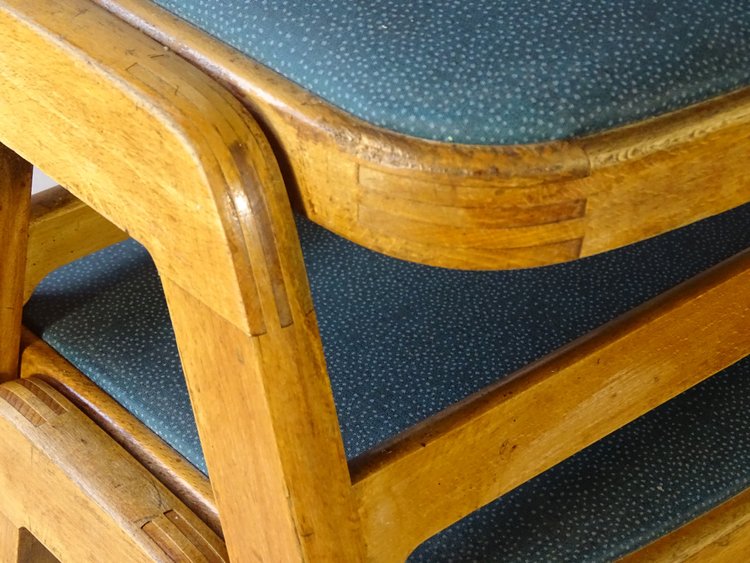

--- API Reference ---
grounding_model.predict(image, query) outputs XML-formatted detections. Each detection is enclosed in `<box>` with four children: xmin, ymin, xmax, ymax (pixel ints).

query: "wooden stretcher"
<box><xmin>0</xmin><ymin>0</ymin><xmax>748</xmax><ymax>560</ymax></box>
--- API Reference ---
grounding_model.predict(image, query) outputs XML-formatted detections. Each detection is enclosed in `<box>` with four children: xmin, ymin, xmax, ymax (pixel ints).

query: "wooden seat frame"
<box><xmin>0</xmin><ymin>0</ymin><xmax>748</xmax><ymax>560</ymax></box>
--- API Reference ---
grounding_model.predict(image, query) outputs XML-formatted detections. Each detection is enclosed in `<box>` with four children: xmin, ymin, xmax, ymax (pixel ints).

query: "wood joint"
<box><xmin>142</xmin><ymin>509</ymin><xmax>228</xmax><ymax>562</ymax></box>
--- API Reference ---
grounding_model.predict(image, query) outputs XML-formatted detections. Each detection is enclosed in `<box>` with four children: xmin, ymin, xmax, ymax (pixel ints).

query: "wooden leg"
<box><xmin>163</xmin><ymin>281</ymin><xmax>365</xmax><ymax>561</ymax></box>
<box><xmin>0</xmin><ymin>144</ymin><xmax>32</xmax><ymax>382</ymax></box>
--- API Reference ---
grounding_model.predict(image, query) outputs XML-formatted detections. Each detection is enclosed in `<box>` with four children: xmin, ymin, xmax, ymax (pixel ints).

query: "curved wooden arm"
<box><xmin>0</xmin><ymin>0</ymin><xmax>364</xmax><ymax>560</ymax></box>
<box><xmin>0</xmin><ymin>0</ymin><xmax>302</xmax><ymax>337</ymax></box>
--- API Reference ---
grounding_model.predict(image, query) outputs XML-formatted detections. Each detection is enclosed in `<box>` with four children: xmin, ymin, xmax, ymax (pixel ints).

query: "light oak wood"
<box><xmin>25</xmin><ymin>186</ymin><xmax>127</xmax><ymax>302</ymax></box>
<box><xmin>0</xmin><ymin>377</ymin><xmax>226</xmax><ymax>562</ymax></box>
<box><xmin>351</xmin><ymin>248</ymin><xmax>750</xmax><ymax>561</ymax></box>
<box><xmin>18</xmin><ymin>328</ymin><xmax>219</xmax><ymax>537</ymax></box>
<box><xmin>0</xmin><ymin>1</ymin><xmax>364</xmax><ymax>559</ymax></box>
<box><xmin>22</xmin><ymin>321</ymin><xmax>750</xmax><ymax>563</ymax></box>
<box><xmin>3</xmin><ymin>0</ymin><xmax>749</xmax><ymax>560</ymax></box>
<box><xmin>0</xmin><ymin>144</ymin><xmax>31</xmax><ymax>382</ymax></box>
<box><xmin>623</xmin><ymin>487</ymin><xmax>750</xmax><ymax>562</ymax></box>
<box><xmin>95</xmin><ymin>0</ymin><xmax>750</xmax><ymax>269</ymax></box>
<box><xmin>160</xmin><ymin>280</ymin><xmax>363</xmax><ymax>562</ymax></box>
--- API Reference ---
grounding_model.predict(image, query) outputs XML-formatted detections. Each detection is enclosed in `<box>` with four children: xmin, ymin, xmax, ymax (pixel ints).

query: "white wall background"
<box><xmin>32</xmin><ymin>167</ymin><xmax>57</xmax><ymax>193</ymax></box>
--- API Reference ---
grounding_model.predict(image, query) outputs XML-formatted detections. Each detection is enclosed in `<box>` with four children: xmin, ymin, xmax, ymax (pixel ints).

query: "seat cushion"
<box><xmin>24</xmin><ymin>203</ymin><xmax>750</xmax><ymax>559</ymax></box>
<box><xmin>25</xmin><ymin>203</ymin><xmax>750</xmax><ymax>466</ymax></box>
<box><xmin>144</xmin><ymin>0</ymin><xmax>750</xmax><ymax>144</ymax></box>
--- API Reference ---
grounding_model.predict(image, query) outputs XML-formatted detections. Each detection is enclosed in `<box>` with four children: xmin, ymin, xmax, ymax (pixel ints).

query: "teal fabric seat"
<box><xmin>145</xmin><ymin>0</ymin><xmax>750</xmax><ymax>144</ymax></box>
<box><xmin>24</xmin><ymin>203</ymin><xmax>750</xmax><ymax>560</ymax></box>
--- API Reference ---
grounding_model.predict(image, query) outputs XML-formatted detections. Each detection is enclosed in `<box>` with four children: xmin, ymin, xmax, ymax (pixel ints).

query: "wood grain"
<box><xmin>1</xmin><ymin>511</ymin><xmax>68</xmax><ymax>563</ymax></box>
<box><xmin>0</xmin><ymin>377</ymin><xmax>226</xmax><ymax>562</ymax></box>
<box><xmin>161</xmin><ymin>281</ymin><xmax>363</xmax><ymax>562</ymax></box>
<box><xmin>351</xmin><ymin>248</ymin><xmax>750</xmax><ymax>561</ymax></box>
<box><xmin>0</xmin><ymin>510</ymin><xmax>20</xmax><ymax>563</ymax></box>
<box><xmin>25</xmin><ymin>186</ymin><xmax>127</xmax><ymax>302</ymax></box>
<box><xmin>5</xmin><ymin>0</ymin><xmax>750</xmax><ymax>560</ymax></box>
<box><xmin>0</xmin><ymin>144</ymin><xmax>31</xmax><ymax>382</ymax></box>
<box><xmin>95</xmin><ymin>0</ymin><xmax>750</xmax><ymax>269</ymax></box>
<box><xmin>0</xmin><ymin>1</ymin><xmax>364</xmax><ymax>558</ymax></box>
<box><xmin>19</xmin><ymin>328</ymin><xmax>220</xmax><ymax>537</ymax></box>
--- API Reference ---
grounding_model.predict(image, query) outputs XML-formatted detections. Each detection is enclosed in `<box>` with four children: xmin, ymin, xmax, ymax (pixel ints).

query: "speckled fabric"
<box><xmin>23</xmin><ymin>203</ymin><xmax>750</xmax><ymax>559</ymax></box>
<box><xmin>409</xmin><ymin>355</ymin><xmax>750</xmax><ymax>562</ymax></box>
<box><xmin>24</xmin><ymin>203</ymin><xmax>750</xmax><ymax>467</ymax></box>
<box><xmin>146</xmin><ymin>0</ymin><xmax>750</xmax><ymax>144</ymax></box>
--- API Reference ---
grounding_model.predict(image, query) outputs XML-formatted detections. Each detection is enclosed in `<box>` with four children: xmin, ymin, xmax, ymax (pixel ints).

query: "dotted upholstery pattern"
<box><xmin>410</xmin><ymin>356</ymin><xmax>750</xmax><ymax>561</ymax></box>
<box><xmin>24</xmin><ymin>203</ymin><xmax>750</xmax><ymax>560</ymax></box>
<box><xmin>146</xmin><ymin>0</ymin><xmax>750</xmax><ymax>144</ymax></box>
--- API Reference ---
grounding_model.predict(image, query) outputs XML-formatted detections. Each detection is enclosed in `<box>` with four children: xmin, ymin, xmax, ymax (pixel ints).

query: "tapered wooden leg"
<box><xmin>0</xmin><ymin>144</ymin><xmax>32</xmax><ymax>382</ymax></box>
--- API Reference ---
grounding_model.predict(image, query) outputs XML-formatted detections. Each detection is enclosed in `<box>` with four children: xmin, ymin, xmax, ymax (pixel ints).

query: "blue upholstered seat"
<box><xmin>146</xmin><ymin>0</ymin><xmax>750</xmax><ymax>144</ymax></box>
<box><xmin>25</xmin><ymin>203</ymin><xmax>750</xmax><ymax>560</ymax></box>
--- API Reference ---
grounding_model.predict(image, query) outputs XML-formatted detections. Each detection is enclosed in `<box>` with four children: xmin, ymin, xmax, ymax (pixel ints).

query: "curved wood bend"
<box><xmin>0</xmin><ymin>0</ymin><xmax>363</xmax><ymax>560</ymax></box>
<box><xmin>99</xmin><ymin>0</ymin><xmax>750</xmax><ymax>269</ymax></box>
<box><xmin>0</xmin><ymin>376</ymin><xmax>227</xmax><ymax>561</ymax></box>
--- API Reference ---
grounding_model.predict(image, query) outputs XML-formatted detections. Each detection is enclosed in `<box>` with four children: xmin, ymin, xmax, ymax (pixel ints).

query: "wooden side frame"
<box><xmin>19</xmin><ymin>328</ymin><xmax>220</xmax><ymax>538</ymax></box>
<box><xmin>0</xmin><ymin>145</ymin><xmax>31</xmax><ymax>382</ymax></box>
<box><xmin>18</xmin><ymin>306</ymin><xmax>750</xmax><ymax>562</ymax></box>
<box><xmin>351</xmin><ymin>248</ymin><xmax>750</xmax><ymax>560</ymax></box>
<box><xmin>3</xmin><ymin>0</ymin><xmax>749</xmax><ymax>561</ymax></box>
<box><xmin>17</xmin><ymin>247</ymin><xmax>750</xmax><ymax>561</ymax></box>
<box><xmin>0</xmin><ymin>0</ymin><xmax>364</xmax><ymax>560</ymax></box>
<box><xmin>99</xmin><ymin>0</ymin><xmax>750</xmax><ymax>269</ymax></box>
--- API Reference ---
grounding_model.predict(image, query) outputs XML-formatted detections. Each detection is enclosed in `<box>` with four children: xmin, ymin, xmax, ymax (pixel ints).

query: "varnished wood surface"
<box><xmin>25</xmin><ymin>186</ymin><xmax>127</xmax><ymax>302</ymax></box>
<box><xmin>3</xmin><ymin>0</ymin><xmax>749</xmax><ymax>560</ymax></box>
<box><xmin>351</xmin><ymin>248</ymin><xmax>750</xmax><ymax>561</ymax></box>
<box><xmin>19</xmin><ymin>328</ymin><xmax>220</xmax><ymax>537</ymax></box>
<box><xmin>0</xmin><ymin>145</ymin><xmax>31</xmax><ymax>382</ymax></box>
<box><xmin>96</xmin><ymin>0</ymin><xmax>750</xmax><ymax>269</ymax></box>
<box><xmin>623</xmin><ymin>487</ymin><xmax>750</xmax><ymax>562</ymax></box>
<box><xmin>0</xmin><ymin>377</ymin><xmax>227</xmax><ymax>562</ymax></box>
<box><xmin>0</xmin><ymin>1</ymin><xmax>364</xmax><ymax>559</ymax></box>
<box><xmin>19</xmin><ymin>326</ymin><xmax>750</xmax><ymax>562</ymax></box>
<box><xmin>0</xmin><ymin>510</ymin><xmax>20</xmax><ymax>563</ymax></box>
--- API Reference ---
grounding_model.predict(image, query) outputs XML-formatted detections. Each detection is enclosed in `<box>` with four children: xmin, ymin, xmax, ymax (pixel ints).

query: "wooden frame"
<box><xmin>0</xmin><ymin>376</ymin><xmax>226</xmax><ymax>562</ymax></box>
<box><xmin>99</xmin><ymin>0</ymin><xmax>750</xmax><ymax>269</ymax></box>
<box><xmin>0</xmin><ymin>0</ymin><xmax>748</xmax><ymax>560</ymax></box>
<box><xmin>17</xmin><ymin>249</ymin><xmax>750</xmax><ymax>560</ymax></box>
